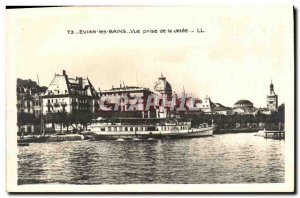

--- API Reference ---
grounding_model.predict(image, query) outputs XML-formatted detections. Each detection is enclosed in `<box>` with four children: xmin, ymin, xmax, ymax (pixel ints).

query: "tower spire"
<box><xmin>270</xmin><ymin>80</ymin><xmax>274</xmax><ymax>93</ymax></box>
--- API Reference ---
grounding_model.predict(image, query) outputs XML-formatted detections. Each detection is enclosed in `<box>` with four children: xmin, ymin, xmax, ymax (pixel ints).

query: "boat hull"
<box><xmin>256</xmin><ymin>130</ymin><xmax>285</xmax><ymax>139</ymax></box>
<box><xmin>84</xmin><ymin>127</ymin><xmax>214</xmax><ymax>141</ymax></box>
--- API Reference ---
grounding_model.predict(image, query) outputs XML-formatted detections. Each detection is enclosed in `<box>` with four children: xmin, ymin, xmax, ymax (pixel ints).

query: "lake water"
<box><xmin>18</xmin><ymin>133</ymin><xmax>285</xmax><ymax>184</ymax></box>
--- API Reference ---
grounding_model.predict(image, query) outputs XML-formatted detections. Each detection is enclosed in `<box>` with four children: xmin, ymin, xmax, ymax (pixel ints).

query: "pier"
<box><xmin>264</xmin><ymin>131</ymin><xmax>285</xmax><ymax>140</ymax></box>
<box><xmin>256</xmin><ymin>129</ymin><xmax>285</xmax><ymax>140</ymax></box>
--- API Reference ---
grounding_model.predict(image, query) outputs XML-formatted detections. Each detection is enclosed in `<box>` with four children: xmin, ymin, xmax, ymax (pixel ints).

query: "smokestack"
<box><xmin>79</xmin><ymin>77</ymin><xmax>82</xmax><ymax>87</ymax></box>
<box><xmin>63</xmin><ymin>70</ymin><xmax>66</xmax><ymax>75</ymax></box>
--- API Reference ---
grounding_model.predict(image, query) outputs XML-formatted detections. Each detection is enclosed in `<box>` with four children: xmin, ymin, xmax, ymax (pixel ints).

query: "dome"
<box><xmin>154</xmin><ymin>74</ymin><xmax>172</xmax><ymax>95</ymax></box>
<box><xmin>234</xmin><ymin>100</ymin><xmax>253</xmax><ymax>108</ymax></box>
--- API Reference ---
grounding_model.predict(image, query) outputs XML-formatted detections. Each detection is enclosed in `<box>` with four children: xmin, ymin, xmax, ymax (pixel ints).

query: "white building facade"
<box><xmin>41</xmin><ymin>70</ymin><xmax>99</xmax><ymax>115</ymax></box>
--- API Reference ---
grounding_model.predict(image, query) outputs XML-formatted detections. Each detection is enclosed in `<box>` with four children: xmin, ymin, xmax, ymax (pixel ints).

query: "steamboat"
<box><xmin>83</xmin><ymin>117</ymin><xmax>214</xmax><ymax>140</ymax></box>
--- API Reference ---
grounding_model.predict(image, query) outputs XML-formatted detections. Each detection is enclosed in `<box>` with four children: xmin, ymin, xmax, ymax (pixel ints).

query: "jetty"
<box><xmin>256</xmin><ymin>129</ymin><xmax>285</xmax><ymax>140</ymax></box>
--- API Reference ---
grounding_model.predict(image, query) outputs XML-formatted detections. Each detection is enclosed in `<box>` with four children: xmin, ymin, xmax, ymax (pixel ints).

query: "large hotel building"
<box><xmin>41</xmin><ymin>70</ymin><xmax>100</xmax><ymax>115</ymax></box>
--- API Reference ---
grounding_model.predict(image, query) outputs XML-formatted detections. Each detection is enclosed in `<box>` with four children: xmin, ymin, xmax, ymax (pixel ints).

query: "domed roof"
<box><xmin>234</xmin><ymin>100</ymin><xmax>253</xmax><ymax>105</ymax></box>
<box><xmin>234</xmin><ymin>99</ymin><xmax>253</xmax><ymax>105</ymax></box>
<box><xmin>154</xmin><ymin>74</ymin><xmax>172</xmax><ymax>94</ymax></box>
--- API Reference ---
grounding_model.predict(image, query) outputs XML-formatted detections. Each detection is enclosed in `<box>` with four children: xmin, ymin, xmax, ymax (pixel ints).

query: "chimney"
<box><xmin>63</xmin><ymin>70</ymin><xmax>66</xmax><ymax>76</ymax></box>
<box><xmin>79</xmin><ymin>77</ymin><xmax>82</xmax><ymax>87</ymax></box>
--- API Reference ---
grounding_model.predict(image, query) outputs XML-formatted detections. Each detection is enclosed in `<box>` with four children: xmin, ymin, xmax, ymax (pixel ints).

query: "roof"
<box><xmin>259</xmin><ymin>107</ymin><xmax>269</xmax><ymax>111</ymax></box>
<box><xmin>154</xmin><ymin>74</ymin><xmax>172</xmax><ymax>94</ymax></box>
<box><xmin>234</xmin><ymin>99</ymin><xmax>253</xmax><ymax>105</ymax></box>
<box><xmin>101</xmin><ymin>86</ymin><xmax>152</xmax><ymax>93</ymax></box>
<box><xmin>233</xmin><ymin>107</ymin><xmax>257</xmax><ymax>114</ymax></box>
<box><xmin>213</xmin><ymin>106</ymin><xmax>231</xmax><ymax>111</ymax></box>
<box><xmin>214</xmin><ymin>103</ymin><xmax>225</xmax><ymax>108</ymax></box>
<box><xmin>212</xmin><ymin>103</ymin><xmax>231</xmax><ymax>111</ymax></box>
<box><xmin>43</xmin><ymin>71</ymin><xmax>98</xmax><ymax>98</ymax></box>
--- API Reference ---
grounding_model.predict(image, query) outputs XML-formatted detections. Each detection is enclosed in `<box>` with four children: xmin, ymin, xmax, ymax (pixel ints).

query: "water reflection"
<box><xmin>18</xmin><ymin>133</ymin><xmax>284</xmax><ymax>184</ymax></box>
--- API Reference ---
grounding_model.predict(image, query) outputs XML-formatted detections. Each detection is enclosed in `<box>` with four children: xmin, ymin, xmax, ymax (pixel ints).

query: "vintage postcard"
<box><xmin>6</xmin><ymin>6</ymin><xmax>294</xmax><ymax>192</ymax></box>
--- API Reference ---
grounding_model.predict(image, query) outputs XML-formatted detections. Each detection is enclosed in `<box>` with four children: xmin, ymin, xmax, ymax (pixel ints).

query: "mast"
<box><xmin>37</xmin><ymin>74</ymin><xmax>40</xmax><ymax>86</ymax></box>
<box><xmin>210</xmin><ymin>99</ymin><xmax>214</xmax><ymax>127</ymax></box>
<box><xmin>136</xmin><ymin>70</ymin><xmax>138</xmax><ymax>87</ymax></box>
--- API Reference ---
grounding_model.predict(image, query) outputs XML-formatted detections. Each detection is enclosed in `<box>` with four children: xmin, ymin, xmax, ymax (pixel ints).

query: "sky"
<box><xmin>6</xmin><ymin>6</ymin><xmax>294</xmax><ymax>107</ymax></box>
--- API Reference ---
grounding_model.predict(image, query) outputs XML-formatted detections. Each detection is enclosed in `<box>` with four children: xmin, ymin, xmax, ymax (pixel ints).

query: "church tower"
<box><xmin>266</xmin><ymin>80</ymin><xmax>278</xmax><ymax>111</ymax></box>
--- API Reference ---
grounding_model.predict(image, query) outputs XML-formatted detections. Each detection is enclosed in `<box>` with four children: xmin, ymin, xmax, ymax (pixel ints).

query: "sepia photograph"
<box><xmin>5</xmin><ymin>6</ymin><xmax>295</xmax><ymax>192</ymax></box>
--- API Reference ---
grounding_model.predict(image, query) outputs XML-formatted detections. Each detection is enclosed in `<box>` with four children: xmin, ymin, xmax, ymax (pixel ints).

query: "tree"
<box><xmin>65</xmin><ymin>110</ymin><xmax>94</xmax><ymax>132</ymax></box>
<box><xmin>277</xmin><ymin>103</ymin><xmax>285</xmax><ymax>123</ymax></box>
<box><xmin>77</xmin><ymin>112</ymin><xmax>94</xmax><ymax>131</ymax></box>
<box><xmin>44</xmin><ymin>112</ymin><xmax>68</xmax><ymax>134</ymax></box>
<box><xmin>17</xmin><ymin>112</ymin><xmax>40</xmax><ymax>135</ymax></box>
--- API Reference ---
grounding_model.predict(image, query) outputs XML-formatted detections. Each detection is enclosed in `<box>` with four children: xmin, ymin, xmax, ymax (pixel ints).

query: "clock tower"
<box><xmin>266</xmin><ymin>80</ymin><xmax>278</xmax><ymax>111</ymax></box>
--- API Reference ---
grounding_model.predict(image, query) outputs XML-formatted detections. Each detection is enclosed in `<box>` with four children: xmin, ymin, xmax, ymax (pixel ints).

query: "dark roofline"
<box><xmin>42</xmin><ymin>94</ymin><xmax>99</xmax><ymax>99</ymax></box>
<box><xmin>101</xmin><ymin>86</ymin><xmax>152</xmax><ymax>93</ymax></box>
<box><xmin>234</xmin><ymin>100</ymin><xmax>253</xmax><ymax>105</ymax></box>
<box><xmin>111</xmin><ymin>86</ymin><xmax>150</xmax><ymax>90</ymax></box>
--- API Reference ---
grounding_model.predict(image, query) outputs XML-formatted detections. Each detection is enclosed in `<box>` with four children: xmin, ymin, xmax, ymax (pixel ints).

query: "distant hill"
<box><xmin>17</xmin><ymin>78</ymin><xmax>47</xmax><ymax>94</ymax></box>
